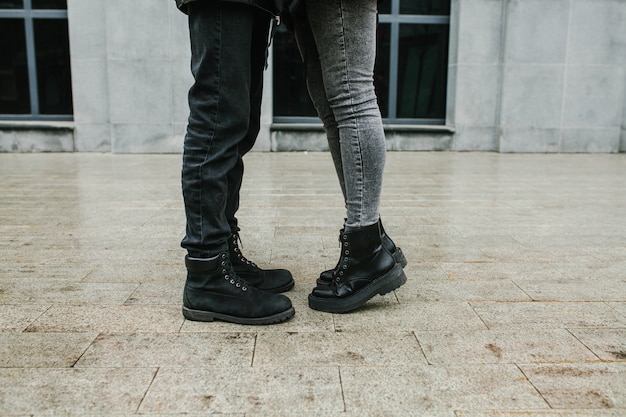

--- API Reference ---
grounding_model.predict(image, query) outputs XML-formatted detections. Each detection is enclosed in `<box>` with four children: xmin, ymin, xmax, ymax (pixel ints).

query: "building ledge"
<box><xmin>271</xmin><ymin>123</ymin><xmax>455</xmax><ymax>133</ymax></box>
<box><xmin>0</xmin><ymin>120</ymin><xmax>75</xmax><ymax>131</ymax></box>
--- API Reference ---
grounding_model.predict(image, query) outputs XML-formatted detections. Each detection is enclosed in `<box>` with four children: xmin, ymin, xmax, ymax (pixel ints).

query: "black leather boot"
<box><xmin>183</xmin><ymin>252</ymin><xmax>295</xmax><ymax>325</ymax></box>
<box><xmin>316</xmin><ymin>219</ymin><xmax>407</xmax><ymax>286</ymax></box>
<box><xmin>228</xmin><ymin>233</ymin><xmax>294</xmax><ymax>293</ymax></box>
<box><xmin>308</xmin><ymin>223</ymin><xmax>407</xmax><ymax>313</ymax></box>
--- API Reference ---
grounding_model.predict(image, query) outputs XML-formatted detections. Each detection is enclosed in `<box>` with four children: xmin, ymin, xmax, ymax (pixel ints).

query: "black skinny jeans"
<box><xmin>181</xmin><ymin>1</ymin><xmax>271</xmax><ymax>258</ymax></box>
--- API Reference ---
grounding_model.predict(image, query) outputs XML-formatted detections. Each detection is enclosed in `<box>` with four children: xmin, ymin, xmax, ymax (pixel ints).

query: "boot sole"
<box><xmin>308</xmin><ymin>264</ymin><xmax>407</xmax><ymax>314</ymax></box>
<box><xmin>182</xmin><ymin>306</ymin><xmax>295</xmax><ymax>325</ymax></box>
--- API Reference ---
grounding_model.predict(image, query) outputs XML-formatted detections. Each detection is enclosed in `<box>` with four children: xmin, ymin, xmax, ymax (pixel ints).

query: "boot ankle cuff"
<box><xmin>185</xmin><ymin>253</ymin><xmax>224</xmax><ymax>272</ymax></box>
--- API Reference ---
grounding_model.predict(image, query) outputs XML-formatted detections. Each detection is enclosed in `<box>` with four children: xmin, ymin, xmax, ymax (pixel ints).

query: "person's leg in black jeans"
<box><xmin>223</xmin><ymin>7</ymin><xmax>265</xmax><ymax>235</ymax></box>
<box><xmin>180</xmin><ymin>1</ymin><xmax>294</xmax><ymax>325</ymax></box>
<box><xmin>221</xmin><ymin>6</ymin><xmax>295</xmax><ymax>294</ymax></box>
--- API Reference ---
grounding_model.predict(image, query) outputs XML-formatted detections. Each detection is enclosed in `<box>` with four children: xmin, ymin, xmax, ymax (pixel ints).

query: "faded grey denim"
<box><xmin>293</xmin><ymin>0</ymin><xmax>385</xmax><ymax>231</ymax></box>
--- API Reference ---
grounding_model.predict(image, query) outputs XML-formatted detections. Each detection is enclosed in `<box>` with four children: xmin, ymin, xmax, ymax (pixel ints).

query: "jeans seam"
<box><xmin>337</xmin><ymin>0</ymin><xmax>365</xmax><ymax>227</ymax></box>
<box><xmin>198</xmin><ymin>5</ymin><xmax>223</xmax><ymax>246</ymax></box>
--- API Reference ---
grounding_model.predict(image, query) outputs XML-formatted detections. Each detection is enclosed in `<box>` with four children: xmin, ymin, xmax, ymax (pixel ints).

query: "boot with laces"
<box><xmin>308</xmin><ymin>222</ymin><xmax>407</xmax><ymax>313</ymax></box>
<box><xmin>183</xmin><ymin>252</ymin><xmax>295</xmax><ymax>325</ymax></box>
<box><xmin>316</xmin><ymin>219</ymin><xmax>407</xmax><ymax>287</ymax></box>
<box><xmin>228</xmin><ymin>233</ymin><xmax>294</xmax><ymax>293</ymax></box>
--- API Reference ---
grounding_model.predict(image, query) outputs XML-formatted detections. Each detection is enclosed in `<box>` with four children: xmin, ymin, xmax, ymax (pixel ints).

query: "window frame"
<box><xmin>379</xmin><ymin>0</ymin><xmax>450</xmax><ymax>125</ymax></box>
<box><xmin>272</xmin><ymin>0</ymin><xmax>450</xmax><ymax>126</ymax></box>
<box><xmin>0</xmin><ymin>0</ymin><xmax>72</xmax><ymax>121</ymax></box>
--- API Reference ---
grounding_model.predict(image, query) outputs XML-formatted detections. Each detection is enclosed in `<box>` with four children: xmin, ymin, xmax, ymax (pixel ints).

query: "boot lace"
<box><xmin>218</xmin><ymin>252</ymin><xmax>248</xmax><ymax>292</ymax></box>
<box><xmin>335</xmin><ymin>234</ymin><xmax>350</xmax><ymax>282</ymax></box>
<box><xmin>231</xmin><ymin>234</ymin><xmax>259</xmax><ymax>269</ymax></box>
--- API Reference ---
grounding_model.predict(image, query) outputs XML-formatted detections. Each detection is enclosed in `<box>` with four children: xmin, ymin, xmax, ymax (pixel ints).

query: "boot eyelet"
<box><xmin>242</xmin><ymin>287</ymin><xmax>248</xmax><ymax>291</ymax></box>
<box><xmin>224</xmin><ymin>275</ymin><xmax>229</xmax><ymax>280</ymax></box>
<box><xmin>236</xmin><ymin>283</ymin><xmax>241</xmax><ymax>288</ymax></box>
<box><xmin>230</xmin><ymin>279</ymin><xmax>235</xmax><ymax>284</ymax></box>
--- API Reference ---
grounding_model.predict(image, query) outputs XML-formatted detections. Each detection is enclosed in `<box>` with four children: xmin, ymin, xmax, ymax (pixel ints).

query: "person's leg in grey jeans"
<box><xmin>292</xmin><ymin>0</ymin><xmax>407</xmax><ymax>313</ymax></box>
<box><xmin>298</xmin><ymin>0</ymin><xmax>384</xmax><ymax>230</ymax></box>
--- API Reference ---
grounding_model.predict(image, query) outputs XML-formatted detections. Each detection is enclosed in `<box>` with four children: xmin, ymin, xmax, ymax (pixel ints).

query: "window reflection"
<box><xmin>272</xmin><ymin>25</ymin><xmax>317</xmax><ymax>118</ymax></box>
<box><xmin>32</xmin><ymin>0</ymin><xmax>66</xmax><ymax>9</ymax></box>
<box><xmin>0</xmin><ymin>19</ymin><xmax>30</xmax><ymax>114</ymax></box>
<box><xmin>379</xmin><ymin>0</ymin><xmax>450</xmax><ymax>15</ymax></box>
<box><xmin>400</xmin><ymin>0</ymin><xmax>450</xmax><ymax>15</ymax></box>
<box><xmin>397</xmin><ymin>24</ymin><xmax>448</xmax><ymax>119</ymax></box>
<box><xmin>374</xmin><ymin>23</ymin><xmax>390</xmax><ymax>118</ymax></box>
<box><xmin>0</xmin><ymin>1</ymin><xmax>23</xmax><ymax>9</ymax></box>
<box><xmin>33</xmin><ymin>18</ymin><xmax>73</xmax><ymax>114</ymax></box>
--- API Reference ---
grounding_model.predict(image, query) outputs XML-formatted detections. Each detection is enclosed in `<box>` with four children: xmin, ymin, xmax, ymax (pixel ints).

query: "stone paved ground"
<box><xmin>0</xmin><ymin>152</ymin><xmax>624</xmax><ymax>416</ymax></box>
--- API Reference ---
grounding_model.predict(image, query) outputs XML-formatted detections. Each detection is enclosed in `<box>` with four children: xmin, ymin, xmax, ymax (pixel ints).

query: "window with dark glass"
<box><xmin>0</xmin><ymin>0</ymin><xmax>72</xmax><ymax>120</ymax></box>
<box><xmin>272</xmin><ymin>0</ymin><xmax>450</xmax><ymax>125</ymax></box>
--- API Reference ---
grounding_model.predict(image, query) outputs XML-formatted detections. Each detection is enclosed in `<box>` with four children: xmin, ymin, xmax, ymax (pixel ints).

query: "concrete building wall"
<box><xmin>449</xmin><ymin>0</ymin><xmax>626</xmax><ymax>153</ymax></box>
<box><xmin>67</xmin><ymin>0</ymin><xmax>192</xmax><ymax>153</ymax></box>
<box><xmin>5</xmin><ymin>0</ymin><xmax>626</xmax><ymax>153</ymax></box>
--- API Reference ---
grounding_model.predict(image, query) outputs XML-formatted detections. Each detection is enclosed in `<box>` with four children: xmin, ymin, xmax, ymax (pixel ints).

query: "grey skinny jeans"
<box><xmin>293</xmin><ymin>0</ymin><xmax>385</xmax><ymax>231</ymax></box>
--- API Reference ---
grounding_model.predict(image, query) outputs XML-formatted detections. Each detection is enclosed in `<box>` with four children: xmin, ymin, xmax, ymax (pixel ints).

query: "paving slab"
<box><xmin>75</xmin><ymin>332</ymin><xmax>256</xmax><ymax>368</ymax></box>
<box><xmin>519</xmin><ymin>363</ymin><xmax>626</xmax><ymax>409</ymax></box>
<box><xmin>470</xmin><ymin>301</ymin><xmax>626</xmax><ymax>329</ymax></box>
<box><xmin>515</xmin><ymin>277</ymin><xmax>626</xmax><ymax>302</ymax></box>
<box><xmin>333</xmin><ymin>301</ymin><xmax>487</xmax><ymax>332</ymax></box>
<box><xmin>0</xmin><ymin>368</ymin><xmax>156</xmax><ymax>415</ymax></box>
<box><xmin>25</xmin><ymin>304</ymin><xmax>183</xmax><ymax>333</ymax></box>
<box><xmin>138</xmin><ymin>366</ymin><xmax>343</xmax><ymax>414</ymax></box>
<box><xmin>0</xmin><ymin>152</ymin><xmax>625</xmax><ymax>416</ymax></box>
<box><xmin>439</xmin><ymin>261</ymin><xmax>563</xmax><ymax>282</ymax></box>
<box><xmin>397</xmin><ymin>277</ymin><xmax>531</xmax><ymax>302</ymax></box>
<box><xmin>456</xmin><ymin>411</ymin><xmax>626</xmax><ymax>417</ymax></box>
<box><xmin>82</xmin><ymin>261</ymin><xmax>184</xmax><ymax>283</ymax></box>
<box><xmin>340</xmin><ymin>365</ymin><xmax>550</xmax><ymax>412</ymax></box>
<box><xmin>416</xmin><ymin>329</ymin><xmax>598</xmax><ymax>365</ymax></box>
<box><xmin>254</xmin><ymin>331</ymin><xmax>427</xmax><ymax>366</ymax></box>
<box><xmin>568</xmin><ymin>328</ymin><xmax>626</xmax><ymax>361</ymax></box>
<box><xmin>124</xmin><ymin>282</ymin><xmax>182</xmax><ymax>305</ymax></box>
<box><xmin>0</xmin><ymin>332</ymin><xmax>98</xmax><ymax>367</ymax></box>
<box><xmin>0</xmin><ymin>262</ymin><xmax>93</xmax><ymax>280</ymax></box>
<box><xmin>248</xmin><ymin>412</ymin><xmax>455</xmax><ymax>417</ymax></box>
<box><xmin>0</xmin><ymin>304</ymin><xmax>50</xmax><ymax>333</ymax></box>
<box><xmin>0</xmin><ymin>279</ymin><xmax>138</xmax><ymax>304</ymax></box>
